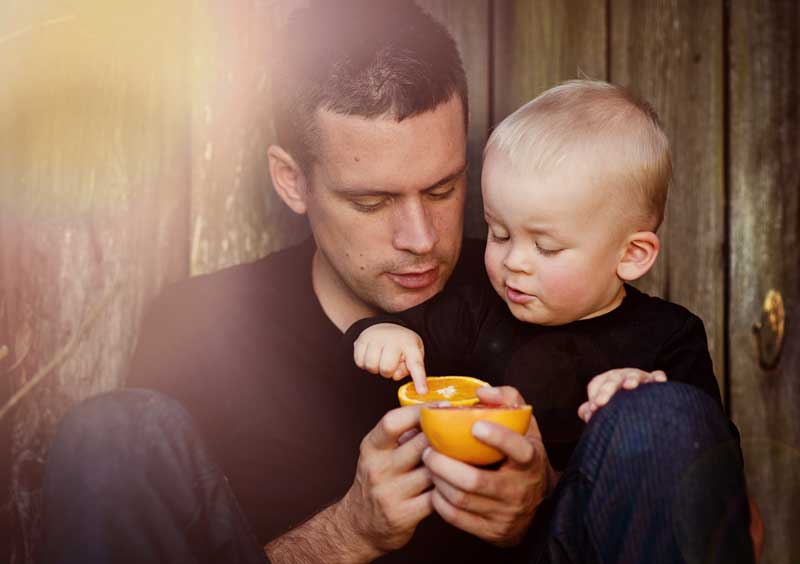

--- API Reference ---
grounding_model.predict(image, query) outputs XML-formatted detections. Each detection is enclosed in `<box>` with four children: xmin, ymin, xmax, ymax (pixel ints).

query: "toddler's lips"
<box><xmin>506</xmin><ymin>285</ymin><xmax>534</xmax><ymax>304</ymax></box>
<box><xmin>388</xmin><ymin>267</ymin><xmax>439</xmax><ymax>289</ymax></box>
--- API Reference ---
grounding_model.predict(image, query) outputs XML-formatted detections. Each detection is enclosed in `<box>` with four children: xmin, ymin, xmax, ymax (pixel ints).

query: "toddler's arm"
<box><xmin>354</xmin><ymin>323</ymin><xmax>428</xmax><ymax>394</ymax></box>
<box><xmin>577</xmin><ymin>368</ymin><xmax>667</xmax><ymax>422</ymax></box>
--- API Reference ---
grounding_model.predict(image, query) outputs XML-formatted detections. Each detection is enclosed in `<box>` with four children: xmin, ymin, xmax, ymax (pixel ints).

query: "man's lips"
<box><xmin>506</xmin><ymin>285</ymin><xmax>535</xmax><ymax>304</ymax></box>
<box><xmin>387</xmin><ymin>267</ymin><xmax>439</xmax><ymax>289</ymax></box>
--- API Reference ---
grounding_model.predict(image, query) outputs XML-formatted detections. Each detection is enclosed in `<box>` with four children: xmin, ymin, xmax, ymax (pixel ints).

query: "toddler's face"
<box><xmin>481</xmin><ymin>149</ymin><xmax>629</xmax><ymax>326</ymax></box>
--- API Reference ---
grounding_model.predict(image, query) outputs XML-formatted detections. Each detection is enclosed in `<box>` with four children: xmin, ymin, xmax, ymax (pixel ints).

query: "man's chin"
<box><xmin>379</xmin><ymin>284</ymin><xmax>444</xmax><ymax>314</ymax></box>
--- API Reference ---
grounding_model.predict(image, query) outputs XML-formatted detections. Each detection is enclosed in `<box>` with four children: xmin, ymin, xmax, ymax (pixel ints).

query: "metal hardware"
<box><xmin>752</xmin><ymin>289</ymin><xmax>785</xmax><ymax>370</ymax></box>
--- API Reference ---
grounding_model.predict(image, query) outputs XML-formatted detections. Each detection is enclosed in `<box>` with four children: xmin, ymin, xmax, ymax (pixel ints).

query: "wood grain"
<box><xmin>0</xmin><ymin>1</ymin><xmax>192</xmax><ymax>560</ymax></box>
<box><xmin>190</xmin><ymin>0</ymin><xmax>308</xmax><ymax>276</ymax></box>
<box><xmin>728</xmin><ymin>1</ymin><xmax>800</xmax><ymax>561</ymax></box>
<box><xmin>420</xmin><ymin>0</ymin><xmax>491</xmax><ymax>239</ymax></box>
<box><xmin>493</xmin><ymin>0</ymin><xmax>607</xmax><ymax>121</ymax></box>
<box><xmin>611</xmin><ymin>0</ymin><xmax>726</xmax><ymax>392</ymax></box>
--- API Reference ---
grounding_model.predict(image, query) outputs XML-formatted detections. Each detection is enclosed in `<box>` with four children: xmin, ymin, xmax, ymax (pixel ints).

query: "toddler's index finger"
<box><xmin>407</xmin><ymin>356</ymin><xmax>428</xmax><ymax>395</ymax></box>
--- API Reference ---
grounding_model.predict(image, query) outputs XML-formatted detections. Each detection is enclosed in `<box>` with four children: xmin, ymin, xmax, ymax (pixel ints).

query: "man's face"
<box><xmin>305</xmin><ymin>96</ymin><xmax>467</xmax><ymax>319</ymax></box>
<box><xmin>482</xmin><ymin>148</ymin><xmax>628</xmax><ymax>326</ymax></box>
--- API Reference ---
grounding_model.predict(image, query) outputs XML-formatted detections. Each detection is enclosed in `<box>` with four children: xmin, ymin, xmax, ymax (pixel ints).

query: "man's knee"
<box><xmin>45</xmin><ymin>389</ymin><xmax>195</xmax><ymax>487</ymax></box>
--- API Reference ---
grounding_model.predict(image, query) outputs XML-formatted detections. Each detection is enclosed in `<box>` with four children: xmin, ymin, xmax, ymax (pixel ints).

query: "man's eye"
<box><xmin>352</xmin><ymin>199</ymin><xmax>386</xmax><ymax>212</ymax></box>
<box><xmin>427</xmin><ymin>184</ymin><xmax>456</xmax><ymax>200</ymax></box>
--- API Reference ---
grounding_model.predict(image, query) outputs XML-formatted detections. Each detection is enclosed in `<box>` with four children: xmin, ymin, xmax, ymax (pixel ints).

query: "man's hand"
<box><xmin>266</xmin><ymin>406</ymin><xmax>432</xmax><ymax>563</ymax></box>
<box><xmin>577</xmin><ymin>368</ymin><xmax>667</xmax><ymax>423</ymax></box>
<box><xmin>422</xmin><ymin>386</ymin><xmax>556</xmax><ymax>547</ymax></box>
<box><xmin>341</xmin><ymin>405</ymin><xmax>434</xmax><ymax>555</ymax></box>
<box><xmin>354</xmin><ymin>323</ymin><xmax>428</xmax><ymax>394</ymax></box>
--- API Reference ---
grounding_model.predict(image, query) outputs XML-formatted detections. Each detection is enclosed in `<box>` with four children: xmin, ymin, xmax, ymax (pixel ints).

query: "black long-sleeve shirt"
<box><xmin>347</xmin><ymin>276</ymin><xmax>724</xmax><ymax>470</ymax></box>
<box><xmin>126</xmin><ymin>238</ymin><xmax>511</xmax><ymax>563</ymax></box>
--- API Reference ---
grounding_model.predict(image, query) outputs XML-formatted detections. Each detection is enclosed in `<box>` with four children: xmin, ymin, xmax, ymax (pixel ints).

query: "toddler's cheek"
<box><xmin>539</xmin><ymin>267</ymin><xmax>587</xmax><ymax>307</ymax></box>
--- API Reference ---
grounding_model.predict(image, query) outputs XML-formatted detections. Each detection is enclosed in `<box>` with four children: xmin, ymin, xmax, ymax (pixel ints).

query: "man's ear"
<box><xmin>268</xmin><ymin>145</ymin><xmax>309</xmax><ymax>215</ymax></box>
<box><xmin>617</xmin><ymin>231</ymin><xmax>660</xmax><ymax>281</ymax></box>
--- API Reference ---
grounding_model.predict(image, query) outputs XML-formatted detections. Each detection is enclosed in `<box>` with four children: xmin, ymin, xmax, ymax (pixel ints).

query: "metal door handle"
<box><xmin>752</xmin><ymin>289</ymin><xmax>785</xmax><ymax>370</ymax></box>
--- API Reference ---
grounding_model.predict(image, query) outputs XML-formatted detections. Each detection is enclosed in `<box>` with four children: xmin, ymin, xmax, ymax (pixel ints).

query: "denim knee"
<box><xmin>44</xmin><ymin>388</ymin><xmax>204</xmax><ymax>500</ymax></box>
<box><xmin>577</xmin><ymin>382</ymin><xmax>738</xmax><ymax>479</ymax></box>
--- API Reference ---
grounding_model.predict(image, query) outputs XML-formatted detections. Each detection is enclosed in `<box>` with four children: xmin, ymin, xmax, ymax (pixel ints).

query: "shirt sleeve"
<box><xmin>343</xmin><ymin>281</ymin><xmax>494</xmax><ymax>376</ymax></box>
<box><xmin>655</xmin><ymin>313</ymin><xmax>723</xmax><ymax>407</ymax></box>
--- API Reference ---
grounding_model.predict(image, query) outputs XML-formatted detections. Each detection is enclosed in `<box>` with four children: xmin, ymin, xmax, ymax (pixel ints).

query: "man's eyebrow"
<box><xmin>422</xmin><ymin>162</ymin><xmax>468</xmax><ymax>192</ymax></box>
<box><xmin>331</xmin><ymin>162</ymin><xmax>468</xmax><ymax>197</ymax></box>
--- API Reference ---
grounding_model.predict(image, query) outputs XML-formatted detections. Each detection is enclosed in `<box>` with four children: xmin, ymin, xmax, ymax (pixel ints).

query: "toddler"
<box><xmin>347</xmin><ymin>80</ymin><xmax>722</xmax><ymax>468</ymax></box>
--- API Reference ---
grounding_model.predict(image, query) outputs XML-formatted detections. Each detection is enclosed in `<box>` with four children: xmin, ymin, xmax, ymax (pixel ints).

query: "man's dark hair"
<box><xmin>272</xmin><ymin>0</ymin><xmax>469</xmax><ymax>172</ymax></box>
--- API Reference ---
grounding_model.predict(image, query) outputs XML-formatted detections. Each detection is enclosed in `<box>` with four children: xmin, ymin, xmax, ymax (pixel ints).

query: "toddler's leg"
<box><xmin>535</xmin><ymin>382</ymin><xmax>753</xmax><ymax>564</ymax></box>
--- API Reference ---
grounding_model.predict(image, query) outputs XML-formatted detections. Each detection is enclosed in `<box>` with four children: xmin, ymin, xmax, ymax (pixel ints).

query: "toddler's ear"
<box><xmin>617</xmin><ymin>232</ymin><xmax>660</xmax><ymax>281</ymax></box>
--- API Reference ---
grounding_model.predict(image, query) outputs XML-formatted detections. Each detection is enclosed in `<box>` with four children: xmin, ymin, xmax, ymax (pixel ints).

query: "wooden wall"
<box><xmin>1</xmin><ymin>1</ymin><xmax>797</xmax><ymax>562</ymax></box>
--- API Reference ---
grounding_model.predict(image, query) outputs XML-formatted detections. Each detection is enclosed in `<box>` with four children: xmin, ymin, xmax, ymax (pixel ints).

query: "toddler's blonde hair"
<box><xmin>485</xmin><ymin>79</ymin><xmax>672</xmax><ymax>231</ymax></box>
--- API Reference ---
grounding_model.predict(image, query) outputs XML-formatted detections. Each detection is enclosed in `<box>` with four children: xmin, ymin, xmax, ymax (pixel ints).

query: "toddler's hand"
<box><xmin>354</xmin><ymin>323</ymin><xmax>428</xmax><ymax>394</ymax></box>
<box><xmin>577</xmin><ymin>368</ymin><xmax>667</xmax><ymax>423</ymax></box>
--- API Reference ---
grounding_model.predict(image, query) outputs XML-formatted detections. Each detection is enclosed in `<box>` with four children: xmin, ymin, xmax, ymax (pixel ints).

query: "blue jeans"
<box><xmin>42</xmin><ymin>383</ymin><xmax>753</xmax><ymax>563</ymax></box>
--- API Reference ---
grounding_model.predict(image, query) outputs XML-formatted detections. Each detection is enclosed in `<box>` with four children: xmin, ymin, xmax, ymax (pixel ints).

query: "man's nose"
<box><xmin>392</xmin><ymin>200</ymin><xmax>438</xmax><ymax>255</ymax></box>
<box><xmin>503</xmin><ymin>244</ymin><xmax>532</xmax><ymax>273</ymax></box>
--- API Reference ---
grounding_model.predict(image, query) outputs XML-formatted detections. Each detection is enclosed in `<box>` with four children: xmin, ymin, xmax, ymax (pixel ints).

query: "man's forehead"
<box><xmin>312</xmin><ymin>99</ymin><xmax>467</xmax><ymax>192</ymax></box>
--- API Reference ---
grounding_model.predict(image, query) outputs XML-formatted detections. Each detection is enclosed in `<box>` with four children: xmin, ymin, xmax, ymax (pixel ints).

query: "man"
<box><xmin>43</xmin><ymin>2</ymin><xmax>541</xmax><ymax>562</ymax></box>
<box><xmin>43</xmin><ymin>1</ymin><xmax>758</xmax><ymax>563</ymax></box>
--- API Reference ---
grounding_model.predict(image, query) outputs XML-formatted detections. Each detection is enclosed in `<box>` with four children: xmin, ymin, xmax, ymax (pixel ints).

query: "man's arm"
<box><xmin>265</xmin><ymin>501</ymin><xmax>379</xmax><ymax>564</ymax></box>
<box><xmin>266</xmin><ymin>406</ymin><xmax>433</xmax><ymax>563</ymax></box>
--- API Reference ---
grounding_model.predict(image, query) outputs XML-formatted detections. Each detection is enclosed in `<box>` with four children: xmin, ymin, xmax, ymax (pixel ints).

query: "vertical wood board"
<box><xmin>493</xmin><ymin>0</ymin><xmax>607</xmax><ymax>122</ymax></box>
<box><xmin>611</xmin><ymin>0</ymin><xmax>726</xmax><ymax>390</ymax></box>
<box><xmin>0</xmin><ymin>1</ymin><xmax>192</xmax><ymax>560</ymax></box>
<box><xmin>728</xmin><ymin>1</ymin><xmax>800</xmax><ymax>561</ymax></box>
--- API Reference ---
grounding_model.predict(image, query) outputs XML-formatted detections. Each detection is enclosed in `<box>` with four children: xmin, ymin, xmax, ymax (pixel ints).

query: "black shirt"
<box><xmin>347</xmin><ymin>274</ymin><xmax>724</xmax><ymax>470</ymax></box>
<box><xmin>127</xmin><ymin>238</ymin><xmax>509</xmax><ymax>563</ymax></box>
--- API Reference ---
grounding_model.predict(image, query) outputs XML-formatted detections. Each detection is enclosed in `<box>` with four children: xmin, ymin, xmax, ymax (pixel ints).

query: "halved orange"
<box><xmin>420</xmin><ymin>404</ymin><xmax>532</xmax><ymax>465</ymax></box>
<box><xmin>397</xmin><ymin>376</ymin><xmax>490</xmax><ymax>407</ymax></box>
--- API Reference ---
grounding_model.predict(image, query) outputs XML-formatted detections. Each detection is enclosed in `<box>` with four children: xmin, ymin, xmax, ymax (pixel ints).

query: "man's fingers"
<box><xmin>397</xmin><ymin>428</ymin><xmax>420</xmax><ymax>446</ymax></box>
<box><xmin>476</xmin><ymin>385</ymin><xmax>526</xmax><ymax>407</ymax></box>
<box><xmin>431</xmin><ymin>476</ymin><xmax>497</xmax><ymax>515</ymax></box>
<box><xmin>401</xmin><ymin>489</ymin><xmax>434</xmax><ymax>527</ymax></box>
<box><xmin>392</xmin><ymin>427</ymin><xmax>430</xmax><ymax>471</ymax></box>
<box><xmin>471</xmin><ymin>421</ymin><xmax>535</xmax><ymax>467</ymax></box>
<box><xmin>423</xmin><ymin>447</ymin><xmax>501</xmax><ymax>499</ymax></box>
<box><xmin>392</xmin><ymin>465</ymin><xmax>433</xmax><ymax>497</ymax></box>
<box><xmin>365</xmin><ymin>406</ymin><xmax>421</xmax><ymax>451</ymax></box>
<box><xmin>431</xmin><ymin>489</ymin><xmax>488</xmax><ymax>535</ymax></box>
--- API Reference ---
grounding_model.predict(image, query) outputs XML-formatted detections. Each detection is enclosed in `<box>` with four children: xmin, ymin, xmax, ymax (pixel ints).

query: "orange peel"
<box><xmin>420</xmin><ymin>404</ymin><xmax>532</xmax><ymax>465</ymax></box>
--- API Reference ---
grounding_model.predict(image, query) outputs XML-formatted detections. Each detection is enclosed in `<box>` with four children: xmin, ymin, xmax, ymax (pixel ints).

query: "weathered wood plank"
<box><xmin>190</xmin><ymin>0</ymin><xmax>308</xmax><ymax>276</ymax></box>
<box><xmin>611</xmin><ymin>0</ymin><xmax>726</xmax><ymax>392</ymax></box>
<box><xmin>0</xmin><ymin>1</ymin><xmax>192</xmax><ymax>560</ymax></box>
<box><xmin>729</xmin><ymin>1</ymin><xmax>800</xmax><ymax>561</ymax></box>
<box><xmin>420</xmin><ymin>0</ymin><xmax>491</xmax><ymax>238</ymax></box>
<box><xmin>493</xmin><ymin>0</ymin><xmax>607</xmax><ymax>121</ymax></box>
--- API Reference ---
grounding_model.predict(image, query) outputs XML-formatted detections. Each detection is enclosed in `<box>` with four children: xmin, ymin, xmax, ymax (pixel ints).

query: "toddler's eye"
<box><xmin>489</xmin><ymin>230</ymin><xmax>509</xmax><ymax>242</ymax></box>
<box><xmin>536</xmin><ymin>243</ymin><xmax>562</xmax><ymax>256</ymax></box>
